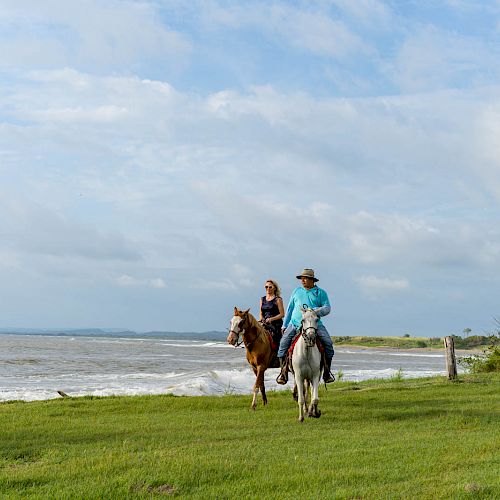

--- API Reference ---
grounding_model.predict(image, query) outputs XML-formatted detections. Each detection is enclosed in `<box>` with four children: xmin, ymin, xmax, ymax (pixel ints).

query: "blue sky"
<box><xmin>1</xmin><ymin>0</ymin><xmax>500</xmax><ymax>336</ymax></box>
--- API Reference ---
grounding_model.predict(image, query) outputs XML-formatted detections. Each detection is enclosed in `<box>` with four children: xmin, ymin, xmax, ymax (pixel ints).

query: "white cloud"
<box><xmin>0</xmin><ymin>0</ymin><xmax>191</xmax><ymax>71</ymax></box>
<box><xmin>355</xmin><ymin>275</ymin><xmax>410</xmax><ymax>298</ymax></box>
<box><xmin>231</xmin><ymin>264</ymin><xmax>255</xmax><ymax>287</ymax></box>
<box><xmin>388</xmin><ymin>26</ymin><xmax>500</xmax><ymax>92</ymax></box>
<box><xmin>0</xmin><ymin>198</ymin><xmax>141</xmax><ymax>262</ymax></box>
<box><xmin>200</xmin><ymin>2</ymin><xmax>367</xmax><ymax>59</ymax></box>
<box><xmin>3</xmin><ymin>68</ymin><xmax>500</xmax><ymax>288</ymax></box>
<box><xmin>1</xmin><ymin>34</ymin><xmax>500</xmax><ymax>331</ymax></box>
<box><xmin>116</xmin><ymin>275</ymin><xmax>139</xmax><ymax>287</ymax></box>
<box><xmin>150</xmin><ymin>278</ymin><xmax>167</xmax><ymax>289</ymax></box>
<box><xmin>116</xmin><ymin>275</ymin><xmax>166</xmax><ymax>288</ymax></box>
<box><xmin>192</xmin><ymin>279</ymin><xmax>236</xmax><ymax>291</ymax></box>
<box><xmin>328</xmin><ymin>0</ymin><xmax>392</xmax><ymax>28</ymax></box>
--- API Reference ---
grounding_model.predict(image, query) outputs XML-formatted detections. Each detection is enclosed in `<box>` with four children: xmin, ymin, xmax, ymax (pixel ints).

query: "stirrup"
<box><xmin>276</xmin><ymin>373</ymin><xmax>288</xmax><ymax>385</ymax></box>
<box><xmin>323</xmin><ymin>371</ymin><xmax>335</xmax><ymax>384</ymax></box>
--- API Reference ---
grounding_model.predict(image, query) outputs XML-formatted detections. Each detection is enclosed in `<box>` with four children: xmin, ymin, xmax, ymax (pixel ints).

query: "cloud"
<box><xmin>355</xmin><ymin>275</ymin><xmax>410</xmax><ymax>298</ymax></box>
<box><xmin>344</xmin><ymin>210</ymin><xmax>500</xmax><ymax>271</ymax></box>
<box><xmin>0</xmin><ymin>0</ymin><xmax>191</xmax><ymax>72</ymax></box>
<box><xmin>199</xmin><ymin>1</ymin><xmax>368</xmax><ymax>59</ymax></box>
<box><xmin>0</xmin><ymin>199</ymin><xmax>141</xmax><ymax>262</ymax></box>
<box><xmin>29</xmin><ymin>105</ymin><xmax>128</xmax><ymax>124</ymax></box>
<box><xmin>4</xmin><ymin>67</ymin><xmax>500</xmax><ymax>288</ymax></box>
<box><xmin>116</xmin><ymin>275</ymin><xmax>166</xmax><ymax>288</ymax></box>
<box><xmin>329</xmin><ymin>0</ymin><xmax>392</xmax><ymax>28</ymax></box>
<box><xmin>231</xmin><ymin>264</ymin><xmax>255</xmax><ymax>287</ymax></box>
<box><xmin>387</xmin><ymin>25</ymin><xmax>500</xmax><ymax>92</ymax></box>
<box><xmin>2</xmin><ymin>12</ymin><xmax>500</xmax><ymax>334</ymax></box>
<box><xmin>192</xmin><ymin>279</ymin><xmax>236</xmax><ymax>291</ymax></box>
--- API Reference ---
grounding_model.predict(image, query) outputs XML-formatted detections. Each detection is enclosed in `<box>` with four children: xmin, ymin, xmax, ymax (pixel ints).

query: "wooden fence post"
<box><xmin>444</xmin><ymin>336</ymin><xmax>457</xmax><ymax>380</ymax></box>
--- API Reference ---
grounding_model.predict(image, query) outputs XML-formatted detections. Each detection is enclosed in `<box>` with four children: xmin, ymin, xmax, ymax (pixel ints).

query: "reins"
<box><xmin>230</xmin><ymin>317</ymin><xmax>267</xmax><ymax>351</ymax></box>
<box><xmin>229</xmin><ymin>330</ymin><xmax>245</xmax><ymax>348</ymax></box>
<box><xmin>301</xmin><ymin>325</ymin><xmax>318</xmax><ymax>347</ymax></box>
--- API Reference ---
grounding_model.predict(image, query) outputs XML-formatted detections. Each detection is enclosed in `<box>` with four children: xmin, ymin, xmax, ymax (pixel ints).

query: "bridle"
<box><xmin>301</xmin><ymin>309</ymin><xmax>318</xmax><ymax>348</ymax></box>
<box><xmin>229</xmin><ymin>315</ymin><xmax>247</xmax><ymax>348</ymax></box>
<box><xmin>229</xmin><ymin>314</ymin><xmax>265</xmax><ymax>350</ymax></box>
<box><xmin>229</xmin><ymin>328</ymin><xmax>244</xmax><ymax>347</ymax></box>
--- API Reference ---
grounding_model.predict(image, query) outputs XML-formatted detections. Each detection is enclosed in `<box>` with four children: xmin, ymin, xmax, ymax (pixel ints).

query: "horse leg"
<box><xmin>251</xmin><ymin>366</ymin><xmax>265</xmax><ymax>410</ymax></box>
<box><xmin>251</xmin><ymin>380</ymin><xmax>259</xmax><ymax>410</ymax></box>
<box><xmin>296</xmin><ymin>375</ymin><xmax>305</xmax><ymax>422</ymax></box>
<box><xmin>308</xmin><ymin>376</ymin><xmax>321</xmax><ymax>418</ymax></box>
<box><xmin>304</xmin><ymin>379</ymin><xmax>310</xmax><ymax>411</ymax></box>
<box><xmin>258</xmin><ymin>367</ymin><xmax>267</xmax><ymax>406</ymax></box>
<box><xmin>251</xmin><ymin>366</ymin><xmax>259</xmax><ymax>410</ymax></box>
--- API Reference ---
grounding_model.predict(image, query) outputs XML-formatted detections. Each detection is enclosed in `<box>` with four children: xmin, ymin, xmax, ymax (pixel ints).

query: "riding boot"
<box><xmin>276</xmin><ymin>357</ymin><xmax>288</xmax><ymax>385</ymax></box>
<box><xmin>323</xmin><ymin>359</ymin><xmax>335</xmax><ymax>384</ymax></box>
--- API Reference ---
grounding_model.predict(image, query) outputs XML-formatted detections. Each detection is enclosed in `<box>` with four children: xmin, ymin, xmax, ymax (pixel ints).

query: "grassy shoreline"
<box><xmin>333</xmin><ymin>335</ymin><xmax>491</xmax><ymax>350</ymax></box>
<box><xmin>1</xmin><ymin>374</ymin><xmax>499</xmax><ymax>499</ymax></box>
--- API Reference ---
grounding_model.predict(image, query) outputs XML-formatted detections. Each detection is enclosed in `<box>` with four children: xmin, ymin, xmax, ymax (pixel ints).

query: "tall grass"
<box><xmin>1</xmin><ymin>374</ymin><xmax>499</xmax><ymax>499</ymax></box>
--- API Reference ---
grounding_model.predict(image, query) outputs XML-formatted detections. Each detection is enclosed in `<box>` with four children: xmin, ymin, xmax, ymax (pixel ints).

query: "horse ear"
<box><xmin>243</xmin><ymin>308</ymin><xmax>250</xmax><ymax>315</ymax></box>
<box><xmin>300</xmin><ymin>305</ymin><xmax>306</xmax><ymax>313</ymax></box>
<box><xmin>234</xmin><ymin>306</ymin><xmax>238</xmax><ymax>315</ymax></box>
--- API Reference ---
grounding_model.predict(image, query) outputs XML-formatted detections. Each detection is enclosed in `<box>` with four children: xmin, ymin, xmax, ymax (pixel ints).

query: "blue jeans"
<box><xmin>277</xmin><ymin>324</ymin><xmax>334</xmax><ymax>362</ymax></box>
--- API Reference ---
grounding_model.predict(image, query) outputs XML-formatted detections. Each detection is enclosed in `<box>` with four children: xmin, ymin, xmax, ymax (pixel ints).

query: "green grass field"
<box><xmin>1</xmin><ymin>374</ymin><xmax>499</xmax><ymax>499</ymax></box>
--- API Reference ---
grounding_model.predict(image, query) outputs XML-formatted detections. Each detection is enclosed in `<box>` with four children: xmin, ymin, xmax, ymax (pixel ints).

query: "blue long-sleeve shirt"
<box><xmin>283</xmin><ymin>285</ymin><xmax>331</xmax><ymax>329</ymax></box>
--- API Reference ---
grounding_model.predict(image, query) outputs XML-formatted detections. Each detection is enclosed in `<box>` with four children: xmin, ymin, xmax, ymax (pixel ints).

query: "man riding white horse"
<box><xmin>276</xmin><ymin>268</ymin><xmax>335</xmax><ymax>385</ymax></box>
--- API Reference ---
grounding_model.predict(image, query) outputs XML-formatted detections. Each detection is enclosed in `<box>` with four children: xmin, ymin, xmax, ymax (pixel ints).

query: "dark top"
<box><xmin>261</xmin><ymin>296</ymin><xmax>283</xmax><ymax>333</ymax></box>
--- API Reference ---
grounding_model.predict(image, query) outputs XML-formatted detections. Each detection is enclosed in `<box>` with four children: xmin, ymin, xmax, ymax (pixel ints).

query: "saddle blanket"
<box><xmin>288</xmin><ymin>333</ymin><xmax>324</xmax><ymax>354</ymax></box>
<box><xmin>261</xmin><ymin>323</ymin><xmax>279</xmax><ymax>351</ymax></box>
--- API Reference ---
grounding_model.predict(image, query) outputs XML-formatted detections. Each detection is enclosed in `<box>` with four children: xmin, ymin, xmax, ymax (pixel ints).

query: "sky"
<box><xmin>1</xmin><ymin>0</ymin><xmax>500</xmax><ymax>336</ymax></box>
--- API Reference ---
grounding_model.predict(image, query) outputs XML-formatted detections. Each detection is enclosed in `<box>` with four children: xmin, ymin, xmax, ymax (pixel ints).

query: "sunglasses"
<box><xmin>265</xmin><ymin>285</ymin><xmax>274</xmax><ymax>289</ymax></box>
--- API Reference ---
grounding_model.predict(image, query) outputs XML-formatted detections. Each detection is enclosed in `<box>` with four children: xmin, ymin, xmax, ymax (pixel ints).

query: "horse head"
<box><xmin>227</xmin><ymin>307</ymin><xmax>250</xmax><ymax>346</ymax></box>
<box><xmin>300</xmin><ymin>306</ymin><xmax>319</xmax><ymax>347</ymax></box>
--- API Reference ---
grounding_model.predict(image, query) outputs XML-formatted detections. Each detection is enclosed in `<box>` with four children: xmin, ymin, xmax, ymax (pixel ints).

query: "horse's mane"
<box><xmin>244</xmin><ymin>311</ymin><xmax>270</xmax><ymax>345</ymax></box>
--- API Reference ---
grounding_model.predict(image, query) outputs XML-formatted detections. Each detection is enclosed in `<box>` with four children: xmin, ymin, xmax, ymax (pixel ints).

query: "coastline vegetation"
<box><xmin>333</xmin><ymin>334</ymin><xmax>492</xmax><ymax>350</ymax></box>
<box><xmin>1</xmin><ymin>374</ymin><xmax>499</xmax><ymax>499</ymax></box>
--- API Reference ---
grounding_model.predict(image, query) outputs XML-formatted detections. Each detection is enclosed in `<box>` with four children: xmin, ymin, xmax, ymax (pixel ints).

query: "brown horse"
<box><xmin>227</xmin><ymin>307</ymin><xmax>279</xmax><ymax>410</ymax></box>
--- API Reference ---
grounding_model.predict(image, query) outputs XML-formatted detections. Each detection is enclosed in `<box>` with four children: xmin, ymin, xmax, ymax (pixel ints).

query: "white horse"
<box><xmin>291</xmin><ymin>306</ymin><xmax>322</xmax><ymax>422</ymax></box>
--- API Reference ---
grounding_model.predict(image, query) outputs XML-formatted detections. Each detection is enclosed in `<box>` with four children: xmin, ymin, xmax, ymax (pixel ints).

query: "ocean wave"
<box><xmin>336</xmin><ymin>348</ymin><xmax>443</xmax><ymax>358</ymax></box>
<box><xmin>0</xmin><ymin>366</ymin><xmax>450</xmax><ymax>402</ymax></box>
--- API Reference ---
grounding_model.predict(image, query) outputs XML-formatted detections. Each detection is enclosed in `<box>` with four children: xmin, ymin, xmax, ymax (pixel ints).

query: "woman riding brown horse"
<box><xmin>227</xmin><ymin>307</ymin><xmax>280</xmax><ymax>410</ymax></box>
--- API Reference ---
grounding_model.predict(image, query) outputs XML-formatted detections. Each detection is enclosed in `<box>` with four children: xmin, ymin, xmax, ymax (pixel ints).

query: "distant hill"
<box><xmin>0</xmin><ymin>328</ymin><xmax>227</xmax><ymax>341</ymax></box>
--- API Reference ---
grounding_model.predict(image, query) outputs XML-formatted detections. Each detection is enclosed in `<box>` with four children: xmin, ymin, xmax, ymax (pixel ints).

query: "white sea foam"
<box><xmin>336</xmin><ymin>347</ymin><xmax>443</xmax><ymax>358</ymax></box>
<box><xmin>340</xmin><ymin>368</ymin><xmax>446</xmax><ymax>381</ymax></box>
<box><xmin>0</xmin><ymin>333</ymin><xmax>453</xmax><ymax>402</ymax></box>
<box><xmin>378</xmin><ymin>352</ymin><xmax>443</xmax><ymax>358</ymax></box>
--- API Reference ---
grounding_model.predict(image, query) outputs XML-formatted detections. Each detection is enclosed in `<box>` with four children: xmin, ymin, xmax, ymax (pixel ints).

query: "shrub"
<box><xmin>451</xmin><ymin>334</ymin><xmax>490</xmax><ymax>349</ymax></box>
<box><xmin>391</xmin><ymin>367</ymin><xmax>404</xmax><ymax>381</ymax></box>
<box><xmin>334</xmin><ymin>336</ymin><xmax>352</xmax><ymax>343</ymax></box>
<box><xmin>458</xmin><ymin>332</ymin><xmax>500</xmax><ymax>373</ymax></box>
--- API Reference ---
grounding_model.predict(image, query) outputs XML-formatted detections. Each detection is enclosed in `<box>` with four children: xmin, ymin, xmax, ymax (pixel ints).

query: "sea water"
<box><xmin>0</xmin><ymin>333</ymin><xmax>457</xmax><ymax>402</ymax></box>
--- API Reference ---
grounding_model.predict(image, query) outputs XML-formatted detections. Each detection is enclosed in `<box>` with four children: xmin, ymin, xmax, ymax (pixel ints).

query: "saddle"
<box><xmin>285</xmin><ymin>330</ymin><xmax>325</xmax><ymax>374</ymax></box>
<box><xmin>260</xmin><ymin>321</ymin><xmax>280</xmax><ymax>351</ymax></box>
<box><xmin>288</xmin><ymin>332</ymin><xmax>325</xmax><ymax>355</ymax></box>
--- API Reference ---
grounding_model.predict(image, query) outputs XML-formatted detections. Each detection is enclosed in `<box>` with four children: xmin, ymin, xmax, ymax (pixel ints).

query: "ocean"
<box><xmin>0</xmin><ymin>332</ymin><xmax>456</xmax><ymax>402</ymax></box>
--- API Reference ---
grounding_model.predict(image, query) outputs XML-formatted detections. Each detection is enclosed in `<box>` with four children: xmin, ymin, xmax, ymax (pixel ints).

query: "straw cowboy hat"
<box><xmin>296</xmin><ymin>268</ymin><xmax>319</xmax><ymax>282</ymax></box>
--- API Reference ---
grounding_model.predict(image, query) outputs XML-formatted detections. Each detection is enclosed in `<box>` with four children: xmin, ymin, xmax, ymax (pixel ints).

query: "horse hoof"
<box><xmin>298</xmin><ymin>417</ymin><xmax>304</xmax><ymax>423</ymax></box>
